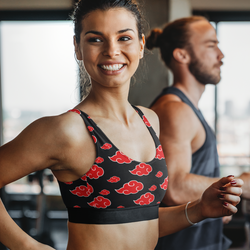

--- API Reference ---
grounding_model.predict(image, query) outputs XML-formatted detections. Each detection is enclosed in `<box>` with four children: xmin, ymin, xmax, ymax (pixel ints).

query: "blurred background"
<box><xmin>1</xmin><ymin>0</ymin><xmax>250</xmax><ymax>249</ymax></box>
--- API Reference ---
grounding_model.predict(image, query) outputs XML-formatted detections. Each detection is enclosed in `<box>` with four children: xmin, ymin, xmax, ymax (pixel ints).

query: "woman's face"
<box><xmin>74</xmin><ymin>8</ymin><xmax>144</xmax><ymax>90</ymax></box>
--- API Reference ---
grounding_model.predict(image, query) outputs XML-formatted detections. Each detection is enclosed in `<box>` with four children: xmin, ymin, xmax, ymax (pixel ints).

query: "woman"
<box><xmin>0</xmin><ymin>1</ymin><xmax>243</xmax><ymax>250</ymax></box>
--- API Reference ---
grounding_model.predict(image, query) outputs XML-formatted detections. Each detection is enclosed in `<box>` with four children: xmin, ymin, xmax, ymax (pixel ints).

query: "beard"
<box><xmin>188</xmin><ymin>48</ymin><xmax>223</xmax><ymax>85</ymax></box>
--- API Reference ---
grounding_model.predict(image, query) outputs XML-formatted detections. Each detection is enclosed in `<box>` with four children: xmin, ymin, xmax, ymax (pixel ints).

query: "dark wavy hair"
<box><xmin>72</xmin><ymin>0</ymin><xmax>144</xmax><ymax>44</ymax></box>
<box><xmin>146</xmin><ymin>16</ymin><xmax>207</xmax><ymax>69</ymax></box>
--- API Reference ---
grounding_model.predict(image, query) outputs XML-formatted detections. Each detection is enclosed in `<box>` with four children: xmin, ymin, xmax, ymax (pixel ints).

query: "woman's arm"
<box><xmin>0</xmin><ymin>117</ymin><xmax>63</xmax><ymax>249</ymax></box>
<box><xmin>0</xmin><ymin>199</ymin><xmax>55</xmax><ymax>250</ymax></box>
<box><xmin>158</xmin><ymin>176</ymin><xmax>243</xmax><ymax>237</ymax></box>
<box><xmin>0</xmin><ymin>111</ymin><xmax>91</xmax><ymax>249</ymax></box>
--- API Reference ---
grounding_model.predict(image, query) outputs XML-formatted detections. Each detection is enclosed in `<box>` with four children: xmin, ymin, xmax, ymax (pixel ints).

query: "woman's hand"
<box><xmin>37</xmin><ymin>244</ymin><xmax>56</xmax><ymax>250</ymax></box>
<box><xmin>199</xmin><ymin>175</ymin><xmax>243</xmax><ymax>219</ymax></box>
<box><xmin>31</xmin><ymin>241</ymin><xmax>56</xmax><ymax>250</ymax></box>
<box><xmin>222</xmin><ymin>215</ymin><xmax>232</xmax><ymax>224</ymax></box>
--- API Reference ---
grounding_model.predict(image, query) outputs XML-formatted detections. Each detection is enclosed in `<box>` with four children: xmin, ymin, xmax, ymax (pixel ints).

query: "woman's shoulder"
<box><xmin>136</xmin><ymin>106</ymin><xmax>160</xmax><ymax>136</ymax></box>
<box><xmin>26</xmin><ymin>110</ymin><xmax>89</xmax><ymax>147</ymax></box>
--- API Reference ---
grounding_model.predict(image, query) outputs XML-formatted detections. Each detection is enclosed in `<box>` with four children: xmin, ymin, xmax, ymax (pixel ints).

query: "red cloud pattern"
<box><xmin>107</xmin><ymin>176</ymin><xmax>120</xmax><ymax>183</ymax></box>
<box><xmin>85</xmin><ymin>165</ymin><xmax>104</xmax><ymax>179</ymax></box>
<box><xmin>149</xmin><ymin>185</ymin><xmax>157</xmax><ymax>191</ymax></box>
<box><xmin>92</xmin><ymin>135</ymin><xmax>97</xmax><ymax>143</ymax></box>
<box><xmin>88</xmin><ymin>196</ymin><xmax>111</xmax><ymax>208</ymax></box>
<box><xmin>109</xmin><ymin>151</ymin><xmax>133</xmax><ymax>164</ymax></box>
<box><xmin>116</xmin><ymin>180</ymin><xmax>143</xmax><ymax>195</ymax></box>
<box><xmin>160</xmin><ymin>177</ymin><xmax>168</xmax><ymax>190</ymax></box>
<box><xmin>88</xmin><ymin>126</ymin><xmax>94</xmax><ymax>132</ymax></box>
<box><xmin>134</xmin><ymin>192</ymin><xmax>155</xmax><ymax>205</ymax></box>
<box><xmin>68</xmin><ymin>109</ymin><xmax>80</xmax><ymax>115</ymax></box>
<box><xmin>70</xmin><ymin>183</ymin><xmax>94</xmax><ymax>197</ymax></box>
<box><xmin>62</xmin><ymin>109</ymin><xmax>169</xmax><ymax>212</ymax></box>
<box><xmin>143</xmin><ymin>115</ymin><xmax>151</xmax><ymax>127</ymax></box>
<box><xmin>101</xmin><ymin>143</ymin><xmax>112</xmax><ymax>150</ymax></box>
<box><xmin>156</xmin><ymin>171</ymin><xmax>163</xmax><ymax>178</ymax></box>
<box><xmin>130</xmin><ymin>163</ymin><xmax>152</xmax><ymax>176</ymax></box>
<box><xmin>95</xmin><ymin>157</ymin><xmax>104</xmax><ymax>164</ymax></box>
<box><xmin>99</xmin><ymin>189</ymin><xmax>110</xmax><ymax>195</ymax></box>
<box><xmin>155</xmin><ymin>145</ymin><xmax>165</xmax><ymax>160</ymax></box>
<box><xmin>81</xmin><ymin>176</ymin><xmax>87</xmax><ymax>181</ymax></box>
<box><xmin>64</xmin><ymin>181</ymin><xmax>73</xmax><ymax>185</ymax></box>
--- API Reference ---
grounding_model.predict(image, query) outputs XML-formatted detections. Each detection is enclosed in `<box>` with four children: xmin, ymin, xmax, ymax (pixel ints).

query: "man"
<box><xmin>147</xmin><ymin>16</ymin><xmax>250</xmax><ymax>250</ymax></box>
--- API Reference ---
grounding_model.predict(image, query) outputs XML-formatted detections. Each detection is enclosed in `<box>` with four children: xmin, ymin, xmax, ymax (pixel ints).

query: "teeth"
<box><xmin>101</xmin><ymin>64</ymin><xmax>123</xmax><ymax>71</ymax></box>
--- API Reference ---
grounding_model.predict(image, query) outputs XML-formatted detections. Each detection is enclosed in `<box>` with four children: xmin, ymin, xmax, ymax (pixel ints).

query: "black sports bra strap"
<box><xmin>68</xmin><ymin>108</ymin><xmax>89</xmax><ymax>122</ymax></box>
<box><xmin>132</xmin><ymin>105</ymin><xmax>144</xmax><ymax>117</ymax></box>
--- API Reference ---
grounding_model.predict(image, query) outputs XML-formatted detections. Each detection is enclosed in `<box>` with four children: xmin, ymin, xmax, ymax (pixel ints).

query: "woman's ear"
<box><xmin>139</xmin><ymin>34</ymin><xmax>145</xmax><ymax>59</ymax></box>
<box><xmin>172</xmin><ymin>48</ymin><xmax>190</xmax><ymax>64</ymax></box>
<box><xmin>74</xmin><ymin>36</ymin><xmax>83</xmax><ymax>60</ymax></box>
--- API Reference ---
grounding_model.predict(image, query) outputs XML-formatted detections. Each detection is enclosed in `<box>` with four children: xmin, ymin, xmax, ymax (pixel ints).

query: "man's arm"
<box><xmin>152</xmin><ymin>97</ymin><xmax>220</xmax><ymax>206</ymax></box>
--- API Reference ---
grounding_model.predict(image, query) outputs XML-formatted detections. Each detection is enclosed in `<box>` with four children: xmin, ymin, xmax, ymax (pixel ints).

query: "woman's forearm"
<box><xmin>159</xmin><ymin>176</ymin><xmax>243</xmax><ymax>238</ymax></box>
<box><xmin>158</xmin><ymin>199</ymin><xmax>203</xmax><ymax>237</ymax></box>
<box><xmin>0</xmin><ymin>198</ymin><xmax>38</xmax><ymax>249</ymax></box>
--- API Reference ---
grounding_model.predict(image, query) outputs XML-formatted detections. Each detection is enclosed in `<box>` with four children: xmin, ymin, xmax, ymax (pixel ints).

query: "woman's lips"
<box><xmin>98</xmin><ymin>63</ymin><xmax>126</xmax><ymax>75</ymax></box>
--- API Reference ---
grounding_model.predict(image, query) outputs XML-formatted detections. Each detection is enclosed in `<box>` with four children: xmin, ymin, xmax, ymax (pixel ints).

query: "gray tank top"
<box><xmin>152</xmin><ymin>86</ymin><xmax>231</xmax><ymax>250</ymax></box>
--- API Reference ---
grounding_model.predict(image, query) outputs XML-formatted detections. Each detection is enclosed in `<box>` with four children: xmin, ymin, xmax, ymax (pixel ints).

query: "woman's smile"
<box><xmin>98</xmin><ymin>63</ymin><xmax>126</xmax><ymax>75</ymax></box>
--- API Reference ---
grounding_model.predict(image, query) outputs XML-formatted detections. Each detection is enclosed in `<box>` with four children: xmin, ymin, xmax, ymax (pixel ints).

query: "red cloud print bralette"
<box><xmin>57</xmin><ymin>106</ymin><xmax>168</xmax><ymax>224</ymax></box>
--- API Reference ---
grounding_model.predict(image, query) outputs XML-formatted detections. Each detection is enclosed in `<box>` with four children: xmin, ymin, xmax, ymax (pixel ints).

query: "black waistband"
<box><xmin>67</xmin><ymin>205</ymin><xmax>159</xmax><ymax>224</ymax></box>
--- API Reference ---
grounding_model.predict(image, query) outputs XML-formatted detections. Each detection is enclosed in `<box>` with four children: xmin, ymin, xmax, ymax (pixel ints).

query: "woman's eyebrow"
<box><xmin>85</xmin><ymin>30</ymin><xmax>103</xmax><ymax>36</ymax></box>
<box><xmin>117</xmin><ymin>28</ymin><xmax>135</xmax><ymax>34</ymax></box>
<box><xmin>85</xmin><ymin>28</ymin><xmax>135</xmax><ymax>36</ymax></box>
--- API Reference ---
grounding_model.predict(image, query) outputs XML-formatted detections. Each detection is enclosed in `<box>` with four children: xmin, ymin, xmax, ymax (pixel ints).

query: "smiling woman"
<box><xmin>72</xmin><ymin>2</ymin><xmax>145</xmax><ymax>98</ymax></box>
<box><xmin>74</xmin><ymin>8</ymin><xmax>144</xmax><ymax>93</ymax></box>
<box><xmin>0</xmin><ymin>1</ymin><xmax>243</xmax><ymax>250</ymax></box>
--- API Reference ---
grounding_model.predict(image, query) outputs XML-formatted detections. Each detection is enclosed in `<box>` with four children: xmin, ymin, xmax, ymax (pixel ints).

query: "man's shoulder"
<box><xmin>151</xmin><ymin>94</ymin><xmax>200</xmax><ymax>138</ymax></box>
<box><xmin>151</xmin><ymin>94</ymin><xmax>195</xmax><ymax>121</ymax></box>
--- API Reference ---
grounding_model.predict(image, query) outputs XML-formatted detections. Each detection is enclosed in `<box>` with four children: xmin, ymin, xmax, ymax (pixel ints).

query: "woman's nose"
<box><xmin>102</xmin><ymin>40</ymin><xmax>120</xmax><ymax>58</ymax></box>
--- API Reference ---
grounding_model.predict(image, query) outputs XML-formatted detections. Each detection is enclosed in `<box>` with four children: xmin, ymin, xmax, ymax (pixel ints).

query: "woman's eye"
<box><xmin>88</xmin><ymin>37</ymin><xmax>102</xmax><ymax>43</ymax></box>
<box><xmin>119</xmin><ymin>36</ymin><xmax>131</xmax><ymax>41</ymax></box>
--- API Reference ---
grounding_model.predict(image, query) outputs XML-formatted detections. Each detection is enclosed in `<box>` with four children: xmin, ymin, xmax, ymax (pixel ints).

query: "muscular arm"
<box><xmin>152</xmin><ymin>97</ymin><xmax>220</xmax><ymax>206</ymax></box>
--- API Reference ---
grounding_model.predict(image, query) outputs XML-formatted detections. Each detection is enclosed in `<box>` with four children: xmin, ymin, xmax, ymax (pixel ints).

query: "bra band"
<box><xmin>67</xmin><ymin>205</ymin><xmax>159</xmax><ymax>224</ymax></box>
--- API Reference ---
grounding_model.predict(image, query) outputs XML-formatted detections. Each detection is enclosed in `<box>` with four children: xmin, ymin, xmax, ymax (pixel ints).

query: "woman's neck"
<box><xmin>78</xmin><ymin>84</ymin><xmax>133</xmax><ymax>124</ymax></box>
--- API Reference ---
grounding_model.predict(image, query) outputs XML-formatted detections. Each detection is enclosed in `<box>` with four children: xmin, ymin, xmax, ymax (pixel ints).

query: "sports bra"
<box><xmin>57</xmin><ymin>106</ymin><xmax>168</xmax><ymax>224</ymax></box>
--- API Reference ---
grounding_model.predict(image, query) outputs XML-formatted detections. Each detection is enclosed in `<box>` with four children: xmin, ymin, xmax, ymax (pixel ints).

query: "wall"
<box><xmin>128</xmin><ymin>0</ymin><xmax>192</xmax><ymax>107</ymax></box>
<box><xmin>128</xmin><ymin>0</ymin><xmax>170</xmax><ymax>107</ymax></box>
<box><xmin>169</xmin><ymin>0</ymin><xmax>191</xmax><ymax>21</ymax></box>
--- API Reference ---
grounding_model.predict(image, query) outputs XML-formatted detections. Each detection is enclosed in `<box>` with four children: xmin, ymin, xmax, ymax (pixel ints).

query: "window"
<box><xmin>199</xmin><ymin>20</ymin><xmax>250</xmax><ymax>176</ymax></box>
<box><xmin>217</xmin><ymin>22</ymin><xmax>250</xmax><ymax>176</ymax></box>
<box><xmin>0</xmin><ymin>21</ymin><xmax>79</xmax><ymax>193</ymax></box>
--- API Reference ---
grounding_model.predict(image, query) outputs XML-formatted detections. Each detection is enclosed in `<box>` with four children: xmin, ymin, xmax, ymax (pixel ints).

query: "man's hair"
<box><xmin>146</xmin><ymin>16</ymin><xmax>207</xmax><ymax>68</ymax></box>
